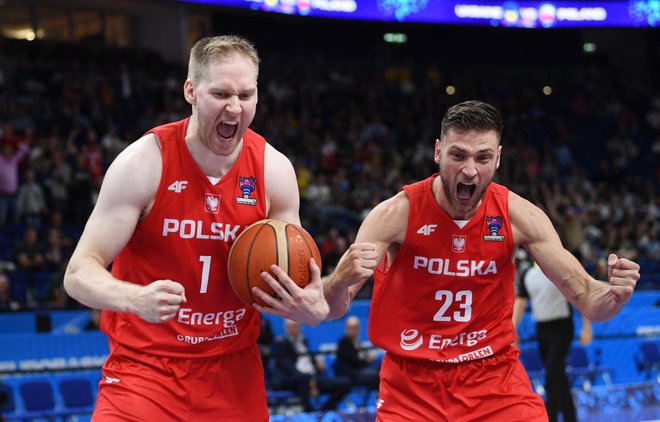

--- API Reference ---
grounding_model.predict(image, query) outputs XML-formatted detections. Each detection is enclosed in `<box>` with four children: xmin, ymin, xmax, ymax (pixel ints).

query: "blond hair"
<box><xmin>188</xmin><ymin>35</ymin><xmax>260</xmax><ymax>83</ymax></box>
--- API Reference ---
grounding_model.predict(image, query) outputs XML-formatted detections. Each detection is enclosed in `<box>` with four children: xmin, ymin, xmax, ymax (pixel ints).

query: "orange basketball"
<box><xmin>227</xmin><ymin>219</ymin><xmax>322</xmax><ymax>306</ymax></box>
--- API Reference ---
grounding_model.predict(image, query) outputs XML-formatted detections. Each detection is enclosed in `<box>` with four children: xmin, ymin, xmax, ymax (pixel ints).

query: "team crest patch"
<box><xmin>452</xmin><ymin>235</ymin><xmax>466</xmax><ymax>253</ymax></box>
<box><xmin>484</xmin><ymin>216</ymin><xmax>505</xmax><ymax>242</ymax></box>
<box><xmin>205</xmin><ymin>193</ymin><xmax>220</xmax><ymax>214</ymax></box>
<box><xmin>236</xmin><ymin>176</ymin><xmax>257</xmax><ymax>206</ymax></box>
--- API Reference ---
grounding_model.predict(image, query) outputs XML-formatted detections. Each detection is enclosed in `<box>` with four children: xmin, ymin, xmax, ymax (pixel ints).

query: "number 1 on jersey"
<box><xmin>199</xmin><ymin>255</ymin><xmax>211</xmax><ymax>293</ymax></box>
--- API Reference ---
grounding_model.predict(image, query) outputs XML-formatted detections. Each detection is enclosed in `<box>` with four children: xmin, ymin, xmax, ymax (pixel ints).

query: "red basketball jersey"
<box><xmin>369</xmin><ymin>174</ymin><xmax>516</xmax><ymax>363</ymax></box>
<box><xmin>104</xmin><ymin>118</ymin><xmax>268</xmax><ymax>357</ymax></box>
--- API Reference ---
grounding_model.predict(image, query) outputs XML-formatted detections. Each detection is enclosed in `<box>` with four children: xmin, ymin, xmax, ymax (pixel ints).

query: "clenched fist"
<box><xmin>606</xmin><ymin>253</ymin><xmax>640</xmax><ymax>305</ymax></box>
<box><xmin>133</xmin><ymin>280</ymin><xmax>187</xmax><ymax>323</ymax></box>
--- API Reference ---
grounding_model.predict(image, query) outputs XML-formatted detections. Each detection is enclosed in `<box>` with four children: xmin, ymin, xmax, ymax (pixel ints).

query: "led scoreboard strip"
<box><xmin>176</xmin><ymin>0</ymin><xmax>660</xmax><ymax>27</ymax></box>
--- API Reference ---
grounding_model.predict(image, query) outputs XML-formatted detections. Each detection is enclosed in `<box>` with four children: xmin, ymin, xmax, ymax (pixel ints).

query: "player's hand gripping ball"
<box><xmin>227</xmin><ymin>219</ymin><xmax>322</xmax><ymax>306</ymax></box>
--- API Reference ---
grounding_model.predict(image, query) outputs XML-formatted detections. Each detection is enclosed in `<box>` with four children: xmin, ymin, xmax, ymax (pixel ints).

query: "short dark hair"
<box><xmin>441</xmin><ymin>100</ymin><xmax>503</xmax><ymax>140</ymax></box>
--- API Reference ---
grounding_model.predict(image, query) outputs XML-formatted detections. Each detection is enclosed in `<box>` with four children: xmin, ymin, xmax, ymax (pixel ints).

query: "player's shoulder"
<box><xmin>104</xmin><ymin>133</ymin><xmax>162</xmax><ymax>187</ymax></box>
<box><xmin>507</xmin><ymin>189</ymin><xmax>555</xmax><ymax>245</ymax></box>
<box><xmin>507</xmin><ymin>190</ymin><xmax>543</xmax><ymax>219</ymax></box>
<box><xmin>264</xmin><ymin>141</ymin><xmax>294</xmax><ymax>172</ymax></box>
<box><xmin>369</xmin><ymin>191</ymin><xmax>410</xmax><ymax>222</ymax></box>
<box><xmin>113</xmin><ymin>133</ymin><xmax>161</xmax><ymax>165</ymax></box>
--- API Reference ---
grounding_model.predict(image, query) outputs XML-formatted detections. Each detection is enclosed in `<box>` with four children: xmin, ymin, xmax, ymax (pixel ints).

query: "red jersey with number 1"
<box><xmin>104</xmin><ymin>117</ymin><xmax>267</xmax><ymax>358</ymax></box>
<box><xmin>369</xmin><ymin>174</ymin><xmax>516</xmax><ymax>363</ymax></box>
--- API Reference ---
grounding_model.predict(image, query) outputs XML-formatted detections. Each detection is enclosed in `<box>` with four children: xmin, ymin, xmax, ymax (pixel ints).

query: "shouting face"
<box><xmin>434</xmin><ymin>128</ymin><xmax>501</xmax><ymax>219</ymax></box>
<box><xmin>184</xmin><ymin>52</ymin><xmax>258</xmax><ymax>156</ymax></box>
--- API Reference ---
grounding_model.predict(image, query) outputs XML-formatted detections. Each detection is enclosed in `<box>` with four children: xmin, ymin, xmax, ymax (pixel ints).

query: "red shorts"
<box><xmin>376</xmin><ymin>346</ymin><xmax>548</xmax><ymax>422</ymax></box>
<box><xmin>93</xmin><ymin>341</ymin><xmax>268</xmax><ymax>422</ymax></box>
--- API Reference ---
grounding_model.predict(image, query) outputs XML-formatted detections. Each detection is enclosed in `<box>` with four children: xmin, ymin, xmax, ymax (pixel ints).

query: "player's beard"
<box><xmin>441</xmin><ymin>176</ymin><xmax>488</xmax><ymax>219</ymax></box>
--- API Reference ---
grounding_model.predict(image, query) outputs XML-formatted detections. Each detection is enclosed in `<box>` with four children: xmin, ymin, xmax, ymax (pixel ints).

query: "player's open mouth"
<box><xmin>457</xmin><ymin>182</ymin><xmax>476</xmax><ymax>200</ymax></box>
<box><xmin>217</xmin><ymin>121</ymin><xmax>238</xmax><ymax>141</ymax></box>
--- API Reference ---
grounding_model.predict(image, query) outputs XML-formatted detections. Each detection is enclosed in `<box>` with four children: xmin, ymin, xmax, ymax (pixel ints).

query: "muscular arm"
<box><xmin>64</xmin><ymin>134</ymin><xmax>186</xmax><ymax>322</ymax></box>
<box><xmin>324</xmin><ymin>191</ymin><xmax>407</xmax><ymax>319</ymax></box>
<box><xmin>264</xmin><ymin>143</ymin><xmax>301</xmax><ymax>225</ymax></box>
<box><xmin>510</xmin><ymin>192</ymin><xmax>639</xmax><ymax>322</ymax></box>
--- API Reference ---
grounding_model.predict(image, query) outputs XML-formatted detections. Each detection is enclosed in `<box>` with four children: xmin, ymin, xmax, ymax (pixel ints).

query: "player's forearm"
<box><xmin>64</xmin><ymin>256</ymin><xmax>140</xmax><ymax>314</ymax></box>
<box><xmin>574</xmin><ymin>278</ymin><xmax>622</xmax><ymax>322</ymax></box>
<box><xmin>323</xmin><ymin>274</ymin><xmax>351</xmax><ymax>320</ymax></box>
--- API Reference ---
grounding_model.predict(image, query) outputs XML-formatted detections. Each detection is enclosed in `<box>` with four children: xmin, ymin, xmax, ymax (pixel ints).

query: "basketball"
<box><xmin>227</xmin><ymin>219</ymin><xmax>322</xmax><ymax>306</ymax></box>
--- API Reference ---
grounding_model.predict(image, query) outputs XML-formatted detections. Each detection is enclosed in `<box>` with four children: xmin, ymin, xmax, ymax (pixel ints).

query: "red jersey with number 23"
<box><xmin>369</xmin><ymin>174</ymin><xmax>516</xmax><ymax>363</ymax></box>
<box><xmin>103</xmin><ymin>117</ymin><xmax>267</xmax><ymax>358</ymax></box>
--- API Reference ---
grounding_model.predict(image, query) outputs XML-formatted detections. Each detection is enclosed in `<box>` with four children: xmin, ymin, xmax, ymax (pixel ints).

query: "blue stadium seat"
<box><xmin>566</xmin><ymin>345</ymin><xmax>613</xmax><ymax>391</ymax></box>
<box><xmin>59</xmin><ymin>377</ymin><xmax>95</xmax><ymax>415</ymax></box>
<box><xmin>7</xmin><ymin>271</ymin><xmax>29</xmax><ymax>305</ymax></box>
<box><xmin>519</xmin><ymin>345</ymin><xmax>545</xmax><ymax>395</ymax></box>
<box><xmin>32</xmin><ymin>270</ymin><xmax>53</xmax><ymax>304</ymax></box>
<box><xmin>635</xmin><ymin>341</ymin><xmax>660</xmax><ymax>381</ymax></box>
<box><xmin>18</xmin><ymin>379</ymin><xmax>59</xmax><ymax>419</ymax></box>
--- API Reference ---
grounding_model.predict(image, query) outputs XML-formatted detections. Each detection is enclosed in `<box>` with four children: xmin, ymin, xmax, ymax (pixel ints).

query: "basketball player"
<box><xmin>64</xmin><ymin>36</ymin><xmax>329</xmax><ymax>421</ymax></box>
<box><xmin>256</xmin><ymin>100</ymin><xmax>640</xmax><ymax>421</ymax></box>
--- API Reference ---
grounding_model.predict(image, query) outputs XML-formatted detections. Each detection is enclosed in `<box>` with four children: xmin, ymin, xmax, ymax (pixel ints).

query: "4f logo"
<box><xmin>417</xmin><ymin>224</ymin><xmax>437</xmax><ymax>236</ymax></box>
<box><xmin>168</xmin><ymin>180</ymin><xmax>188</xmax><ymax>193</ymax></box>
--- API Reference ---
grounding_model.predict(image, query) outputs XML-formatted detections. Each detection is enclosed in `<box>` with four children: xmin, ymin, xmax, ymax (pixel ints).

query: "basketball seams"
<box><xmin>246</xmin><ymin>223</ymin><xmax>274</xmax><ymax>304</ymax></box>
<box><xmin>227</xmin><ymin>219</ymin><xmax>319</xmax><ymax>307</ymax></box>
<box><xmin>289</xmin><ymin>225</ymin><xmax>315</xmax><ymax>284</ymax></box>
<box><xmin>269</xmin><ymin>220</ymin><xmax>290</xmax><ymax>275</ymax></box>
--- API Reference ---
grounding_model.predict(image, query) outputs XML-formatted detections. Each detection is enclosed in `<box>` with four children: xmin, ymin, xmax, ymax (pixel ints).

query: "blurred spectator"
<box><xmin>271</xmin><ymin>319</ymin><xmax>351</xmax><ymax>412</ymax></box>
<box><xmin>0</xmin><ymin>273</ymin><xmax>21</xmax><ymax>312</ymax></box>
<box><xmin>81</xmin><ymin>128</ymin><xmax>104</xmax><ymax>185</ymax></box>
<box><xmin>46</xmin><ymin>259</ymin><xmax>75</xmax><ymax>309</ymax></box>
<box><xmin>334</xmin><ymin>316</ymin><xmax>380</xmax><ymax>391</ymax></box>
<box><xmin>0</xmin><ymin>139</ymin><xmax>29</xmax><ymax>226</ymax></box>
<box><xmin>44</xmin><ymin>227</ymin><xmax>73</xmax><ymax>271</ymax></box>
<box><xmin>319</xmin><ymin>228</ymin><xmax>343</xmax><ymax>266</ymax></box>
<box><xmin>44</xmin><ymin>150</ymin><xmax>72</xmax><ymax>217</ymax></box>
<box><xmin>16</xmin><ymin>168</ymin><xmax>48</xmax><ymax>226</ymax></box>
<box><xmin>100</xmin><ymin>124</ymin><xmax>127</xmax><ymax>165</ymax></box>
<box><xmin>46</xmin><ymin>280</ymin><xmax>69</xmax><ymax>309</ymax></box>
<box><xmin>14</xmin><ymin>226</ymin><xmax>46</xmax><ymax>272</ymax></box>
<box><xmin>306</xmin><ymin>173</ymin><xmax>332</xmax><ymax>205</ymax></box>
<box><xmin>69</xmin><ymin>152</ymin><xmax>95</xmax><ymax>224</ymax></box>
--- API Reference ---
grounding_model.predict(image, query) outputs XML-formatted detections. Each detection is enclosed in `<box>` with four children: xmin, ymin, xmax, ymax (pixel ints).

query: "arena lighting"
<box><xmin>1</xmin><ymin>28</ymin><xmax>37</xmax><ymax>40</ymax></box>
<box><xmin>177</xmin><ymin>0</ymin><xmax>660</xmax><ymax>27</ymax></box>
<box><xmin>446</xmin><ymin>85</ymin><xmax>456</xmax><ymax>95</ymax></box>
<box><xmin>383</xmin><ymin>32</ymin><xmax>407</xmax><ymax>43</ymax></box>
<box><xmin>542</xmin><ymin>85</ymin><xmax>552</xmax><ymax>95</ymax></box>
<box><xmin>583</xmin><ymin>42</ymin><xmax>597</xmax><ymax>53</ymax></box>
